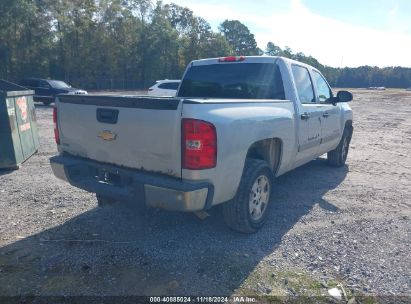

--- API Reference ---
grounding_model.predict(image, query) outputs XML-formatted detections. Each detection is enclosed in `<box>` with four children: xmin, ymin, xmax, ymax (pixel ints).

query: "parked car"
<box><xmin>147</xmin><ymin>79</ymin><xmax>180</xmax><ymax>96</ymax></box>
<box><xmin>50</xmin><ymin>56</ymin><xmax>353</xmax><ymax>233</ymax></box>
<box><xmin>20</xmin><ymin>78</ymin><xmax>87</xmax><ymax>105</ymax></box>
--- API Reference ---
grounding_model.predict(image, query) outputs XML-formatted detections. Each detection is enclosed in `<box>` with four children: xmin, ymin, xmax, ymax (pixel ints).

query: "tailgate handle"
<box><xmin>96</xmin><ymin>108</ymin><xmax>119</xmax><ymax>124</ymax></box>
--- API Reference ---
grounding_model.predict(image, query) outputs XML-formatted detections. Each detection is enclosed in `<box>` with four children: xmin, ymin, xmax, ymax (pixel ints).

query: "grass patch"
<box><xmin>233</xmin><ymin>266</ymin><xmax>355</xmax><ymax>303</ymax></box>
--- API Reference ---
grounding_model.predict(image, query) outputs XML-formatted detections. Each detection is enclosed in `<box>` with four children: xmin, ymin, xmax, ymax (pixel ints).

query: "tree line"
<box><xmin>264</xmin><ymin>42</ymin><xmax>411</xmax><ymax>88</ymax></box>
<box><xmin>1</xmin><ymin>0</ymin><xmax>410</xmax><ymax>89</ymax></box>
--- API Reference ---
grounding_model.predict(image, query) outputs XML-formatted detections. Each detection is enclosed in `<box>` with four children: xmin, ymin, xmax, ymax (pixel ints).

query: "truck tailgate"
<box><xmin>57</xmin><ymin>95</ymin><xmax>182</xmax><ymax>178</ymax></box>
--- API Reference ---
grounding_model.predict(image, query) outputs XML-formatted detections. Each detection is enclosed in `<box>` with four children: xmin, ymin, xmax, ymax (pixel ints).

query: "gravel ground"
<box><xmin>0</xmin><ymin>89</ymin><xmax>410</xmax><ymax>301</ymax></box>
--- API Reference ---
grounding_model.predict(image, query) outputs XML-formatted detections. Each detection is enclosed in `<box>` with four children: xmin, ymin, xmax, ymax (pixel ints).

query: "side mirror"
<box><xmin>336</xmin><ymin>90</ymin><xmax>353</xmax><ymax>103</ymax></box>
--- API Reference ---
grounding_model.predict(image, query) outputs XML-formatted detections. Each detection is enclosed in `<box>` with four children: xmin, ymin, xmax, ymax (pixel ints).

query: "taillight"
<box><xmin>218</xmin><ymin>56</ymin><xmax>245</xmax><ymax>62</ymax></box>
<box><xmin>53</xmin><ymin>107</ymin><xmax>60</xmax><ymax>145</ymax></box>
<box><xmin>182</xmin><ymin>119</ymin><xmax>217</xmax><ymax>170</ymax></box>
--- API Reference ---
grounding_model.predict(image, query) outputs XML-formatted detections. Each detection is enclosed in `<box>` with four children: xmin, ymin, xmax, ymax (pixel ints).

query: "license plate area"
<box><xmin>94</xmin><ymin>167</ymin><xmax>130</xmax><ymax>187</ymax></box>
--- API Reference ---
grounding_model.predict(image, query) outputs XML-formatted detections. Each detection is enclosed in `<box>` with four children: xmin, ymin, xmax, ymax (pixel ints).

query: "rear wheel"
<box><xmin>223</xmin><ymin>159</ymin><xmax>274</xmax><ymax>233</ymax></box>
<box><xmin>327</xmin><ymin>127</ymin><xmax>352</xmax><ymax>167</ymax></box>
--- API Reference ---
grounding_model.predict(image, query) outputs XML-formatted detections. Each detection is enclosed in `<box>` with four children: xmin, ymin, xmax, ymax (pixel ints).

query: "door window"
<box><xmin>291</xmin><ymin>65</ymin><xmax>315</xmax><ymax>104</ymax></box>
<box><xmin>312</xmin><ymin>71</ymin><xmax>332</xmax><ymax>103</ymax></box>
<box><xmin>158</xmin><ymin>82</ymin><xmax>180</xmax><ymax>90</ymax></box>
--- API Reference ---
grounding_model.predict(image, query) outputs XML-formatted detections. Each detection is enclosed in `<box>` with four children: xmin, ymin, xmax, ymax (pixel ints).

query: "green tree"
<box><xmin>265</xmin><ymin>42</ymin><xmax>282</xmax><ymax>56</ymax></box>
<box><xmin>219</xmin><ymin>20</ymin><xmax>259</xmax><ymax>55</ymax></box>
<box><xmin>144</xmin><ymin>2</ymin><xmax>180</xmax><ymax>83</ymax></box>
<box><xmin>126</xmin><ymin>0</ymin><xmax>153</xmax><ymax>87</ymax></box>
<box><xmin>282</xmin><ymin>46</ymin><xmax>293</xmax><ymax>59</ymax></box>
<box><xmin>1</xmin><ymin>0</ymin><xmax>410</xmax><ymax>89</ymax></box>
<box><xmin>165</xmin><ymin>3</ymin><xmax>233</xmax><ymax>70</ymax></box>
<box><xmin>0</xmin><ymin>0</ymin><xmax>53</xmax><ymax>80</ymax></box>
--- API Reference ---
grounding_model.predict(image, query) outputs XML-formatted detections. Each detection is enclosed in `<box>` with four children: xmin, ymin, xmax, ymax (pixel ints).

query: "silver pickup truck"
<box><xmin>50</xmin><ymin>56</ymin><xmax>353</xmax><ymax>233</ymax></box>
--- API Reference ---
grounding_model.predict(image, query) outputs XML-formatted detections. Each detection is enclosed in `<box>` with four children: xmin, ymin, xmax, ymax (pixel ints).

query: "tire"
<box><xmin>96</xmin><ymin>194</ymin><xmax>117</xmax><ymax>207</ymax></box>
<box><xmin>327</xmin><ymin>127</ymin><xmax>352</xmax><ymax>167</ymax></box>
<box><xmin>223</xmin><ymin>159</ymin><xmax>274</xmax><ymax>233</ymax></box>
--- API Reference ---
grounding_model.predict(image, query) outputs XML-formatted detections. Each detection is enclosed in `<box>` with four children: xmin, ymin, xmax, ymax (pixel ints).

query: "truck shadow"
<box><xmin>0</xmin><ymin>168</ymin><xmax>16</xmax><ymax>176</ymax></box>
<box><xmin>0</xmin><ymin>158</ymin><xmax>347</xmax><ymax>296</ymax></box>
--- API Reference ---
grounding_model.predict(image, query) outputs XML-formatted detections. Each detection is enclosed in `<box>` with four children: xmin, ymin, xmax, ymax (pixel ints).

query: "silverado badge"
<box><xmin>98</xmin><ymin>130</ymin><xmax>117</xmax><ymax>141</ymax></box>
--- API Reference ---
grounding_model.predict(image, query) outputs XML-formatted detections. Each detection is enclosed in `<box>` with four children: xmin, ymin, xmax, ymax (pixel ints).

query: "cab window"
<box><xmin>291</xmin><ymin>65</ymin><xmax>315</xmax><ymax>104</ymax></box>
<box><xmin>312</xmin><ymin>70</ymin><xmax>332</xmax><ymax>103</ymax></box>
<box><xmin>178</xmin><ymin>63</ymin><xmax>285</xmax><ymax>99</ymax></box>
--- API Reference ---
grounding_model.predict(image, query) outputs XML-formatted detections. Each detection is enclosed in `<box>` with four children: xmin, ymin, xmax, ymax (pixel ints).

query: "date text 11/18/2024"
<box><xmin>149</xmin><ymin>296</ymin><xmax>257</xmax><ymax>303</ymax></box>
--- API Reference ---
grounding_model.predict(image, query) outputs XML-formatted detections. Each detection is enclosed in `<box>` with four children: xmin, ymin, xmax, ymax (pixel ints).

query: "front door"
<box><xmin>292</xmin><ymin>64</ymin><xmax>322</xmax><ymax>166</ymax></box>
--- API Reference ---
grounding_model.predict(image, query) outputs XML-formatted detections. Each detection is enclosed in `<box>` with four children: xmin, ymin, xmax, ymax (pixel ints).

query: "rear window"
<box><xmin>158</xmin><ymin>82</ymin><xmax>180</xmax><ymax>90</ymax></box>
<box><xmin>178</xmin><ymin>62</ymin><xmax>285</xmax><ymax>99</ymax></box>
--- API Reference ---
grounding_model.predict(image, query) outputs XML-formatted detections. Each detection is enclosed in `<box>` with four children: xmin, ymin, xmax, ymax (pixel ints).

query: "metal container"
<box><xmin>0</xmin><ymin>79</ymin><xmax>39</xmax><ymax>169</ymax></box>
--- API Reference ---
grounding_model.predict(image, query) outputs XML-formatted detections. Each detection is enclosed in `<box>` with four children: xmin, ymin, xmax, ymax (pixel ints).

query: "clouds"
<box><xmin>387</xmin><ymin>2</ymin><xmax>411</xmax><ymax>35</ymax></box>
<box><xmin>163</xmin><ymin>0</ymin><xmax>411</xmax><ymax>67</ymax></box>
<box><xmin>256</xmin><ymin>0</ymin><xmax>411</xmax><ymax>67</ymax></box>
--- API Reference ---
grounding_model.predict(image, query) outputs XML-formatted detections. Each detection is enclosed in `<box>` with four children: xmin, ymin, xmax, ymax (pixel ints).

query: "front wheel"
<box><xmin>327</xmin><ymin>127</ymin><xmax>352</xmax><ymax>167</ymax></box>
<box><xmin>223</xmin><ymin>159</ymin><xmax>274</xmax><ymax>233</ymax></box>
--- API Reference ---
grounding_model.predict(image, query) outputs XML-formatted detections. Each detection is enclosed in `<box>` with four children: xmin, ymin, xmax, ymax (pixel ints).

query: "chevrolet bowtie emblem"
<box><xmin>98</xmin><ymin>130</ymin><xmax>117</xmax><ymax>141</ymax></box>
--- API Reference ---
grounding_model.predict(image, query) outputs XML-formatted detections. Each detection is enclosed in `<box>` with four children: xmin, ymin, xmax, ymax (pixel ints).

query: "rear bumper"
<box><xmin>50</xmin><ymin>155</ymin><xmax>213</xmax><ymax>211</ymax></box>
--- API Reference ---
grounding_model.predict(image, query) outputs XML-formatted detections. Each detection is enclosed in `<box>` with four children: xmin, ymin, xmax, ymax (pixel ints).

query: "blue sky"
<box><xmin>163</xmin><ymin>0</ymin><xmax>411</xmax><ymax>67</ymax></box>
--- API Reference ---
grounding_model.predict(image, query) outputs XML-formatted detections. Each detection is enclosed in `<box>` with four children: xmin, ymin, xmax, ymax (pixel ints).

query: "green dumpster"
<box><xmin>0</xmin><ymin>79</ymin><xmax>40</xmax><ymax>169</ymax></box>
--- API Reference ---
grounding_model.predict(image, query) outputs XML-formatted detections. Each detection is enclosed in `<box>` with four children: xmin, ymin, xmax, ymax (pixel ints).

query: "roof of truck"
<box><xmin>190</xmin><ymin>56</ymin><xmax>316</xmax><ymax>71</ymax></box>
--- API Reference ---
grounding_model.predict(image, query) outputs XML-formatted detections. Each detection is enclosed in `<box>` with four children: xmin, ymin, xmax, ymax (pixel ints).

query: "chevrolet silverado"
<box><xmin>50</xmin><ymin>56</ymin><xmax>353</xmax><ymax>233</ymax></box>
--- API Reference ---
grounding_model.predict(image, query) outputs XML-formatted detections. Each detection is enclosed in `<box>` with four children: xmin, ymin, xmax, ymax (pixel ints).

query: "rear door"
<box><xmin>57</xmin><ymin>95</ymin><xmax>183</xmax><ymax>178</ymax></box>
<box><xmin>311</xmin><ymin>70</ymin><xmax>342</xmax><ymax>153</ymax></box>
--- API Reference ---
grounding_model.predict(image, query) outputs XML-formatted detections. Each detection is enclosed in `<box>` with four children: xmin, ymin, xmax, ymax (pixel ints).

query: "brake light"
<box><xmin>53</xmin><ymin>107</ymin><xmax>60</xmax><ymax>145</ymax></box>
<box><xmin>182</xmin><ymin>119</ymin><xmax>217</xmax><ymax>170</ymax></box>
<box><xmin>218</xmin><ymin>56</ymin><xmax>245</xmax><ymax>62</ymax></box>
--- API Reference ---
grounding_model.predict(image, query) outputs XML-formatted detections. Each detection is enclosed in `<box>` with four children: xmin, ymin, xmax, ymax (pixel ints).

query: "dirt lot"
<box><xmin>0</xmin><ymin>89</ymin><xmax>410</xmax><ymax>301</ymax></box>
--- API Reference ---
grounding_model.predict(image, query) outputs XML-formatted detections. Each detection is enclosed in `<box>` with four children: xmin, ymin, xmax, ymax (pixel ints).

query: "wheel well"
<box><xmin>345</xmin><ymin>120</ymin><xmax>353</xmax><ymax>139</ymax></box>
<box><xmin>246</xmin><ymin>138</ymin><xmax>282</xmax><ymax>174</ymax></box>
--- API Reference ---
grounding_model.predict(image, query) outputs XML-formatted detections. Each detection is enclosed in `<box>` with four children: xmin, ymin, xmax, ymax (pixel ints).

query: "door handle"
<box><xmin>322</xmin><ymin>112</ymin><xmax>329</xmax><ymax>118</ymax></box>
<box><xmin>301</xmin><ymin>112</ymin><xmax>310</xmax><ymax>120</ymax></box>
